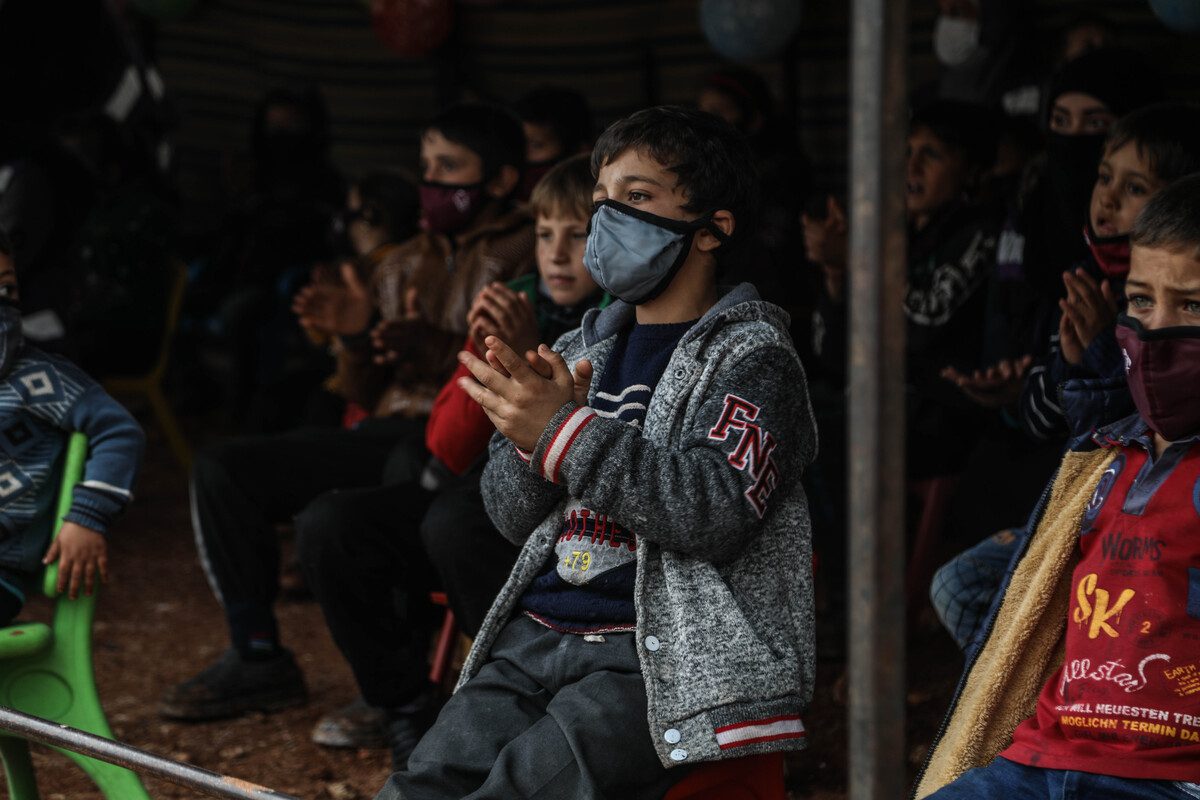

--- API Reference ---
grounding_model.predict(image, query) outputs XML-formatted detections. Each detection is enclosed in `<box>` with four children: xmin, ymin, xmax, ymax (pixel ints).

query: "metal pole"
<box><xmin>847</xmin><ymin>0</ymin><xmax>908</xmax><ymax>797</ymax></box>
<box><xmin>0</xmin><ymin>707</ymin><xmax>301</xmax><ymax>800</ymax></box>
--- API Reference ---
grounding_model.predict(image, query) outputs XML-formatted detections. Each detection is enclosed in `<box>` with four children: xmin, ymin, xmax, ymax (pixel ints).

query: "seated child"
<box><xmin>420</xmin><ymin>153</ymin><xmax>607</xmax><ymax>637</ymax></box>
<box><xmin>299</xmin><ymin>155</ymin><xmax>607</xmax><ymax>764</ymax></box>
<box><xmin>512</xmin><ymin>86</ymin><xmax>593</xmax><ymax>202</ymax></box>
<box><xmin>948</xmin><ymin>48</ymin><xmax>1160</xmax><ymax>416</ymax></box>
<box><xmin>698</xmin><ymin>65</ymin><xmax>812</xmax><ymax>313</ymax></box>
<box><xmin>375</xmin><ymin>106</ymin><xmax>817</xmax><ymax>799</ymax></box>
<box><xmin>0</xmin><ymin>230</ymin><xmax>144</xmax><ymax>620</ymax></box>
<box><xmin>916</xmin><ymin>173</ymin><xmax>1200</xmax><ymax>798</ymax></box>
<box><xmin>808</xmin><ymin>99</ymin><xmax>1001</xmax><ymax>478</ymax></box>
<box><xmin>161</xmin><ymin>103</ymin><xmax>533</xmax><ymax>725</ymax></box>
<box><xmin>1019</xmin><ymin>102</ymin><xmax>1200</xmax><ymax>439</ymax></box>
<box><xmin>932</xmin><ymin>101</ymin><xmax>1200</xmax><ymax>650</ymax></box>
<box><xmin>295</xmin><ymin>169</ymin><xmax>420</xmax><ymax>428</ymax></box>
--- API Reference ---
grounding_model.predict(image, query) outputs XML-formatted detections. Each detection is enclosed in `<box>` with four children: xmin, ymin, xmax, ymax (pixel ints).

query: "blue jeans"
<box><xmin>930</xmin><ymin>528</ymin><xmax>1023</xmax><ymax>649</ymax></box>
<box><xmin>926</xmin><ymin>757</ymin><xmax>1200</xmax><ymax>799</ymax></box>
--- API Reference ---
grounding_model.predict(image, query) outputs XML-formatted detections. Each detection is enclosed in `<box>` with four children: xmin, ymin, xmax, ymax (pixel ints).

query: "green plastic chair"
<box><xmin>0</xmin><ymin>433</ymin><xmax>151</xmax><ymax>799</ymax></box>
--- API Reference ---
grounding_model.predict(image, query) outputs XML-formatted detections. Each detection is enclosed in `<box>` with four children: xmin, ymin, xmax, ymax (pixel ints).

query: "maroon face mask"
<box><xmin>1083</xmin><ymin>222</ymin><xmax>1132</xmax><ymax>278</ymax></box>
<box><xmin>419</xmin><ymin>181</ymin><xmax>486</xmax><ymax>235</ymax></box>
<box><xmin>1115</xmin><ymin>314</ymin><xmax>1200</xmax><ymax>441</ymax></box>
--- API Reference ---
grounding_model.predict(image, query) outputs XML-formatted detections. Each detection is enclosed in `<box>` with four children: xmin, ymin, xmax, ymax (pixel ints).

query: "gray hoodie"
<box><xmin>467</xmin><ymin>283</ymin><xmax>818</xmax><ymax>769</ymax></box>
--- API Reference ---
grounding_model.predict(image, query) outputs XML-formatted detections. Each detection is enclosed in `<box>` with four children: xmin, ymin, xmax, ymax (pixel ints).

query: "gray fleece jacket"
<box><xmin>468</xmin><ymin>283</ymin><xmax>818</xmax><ymax>769</ymax></box>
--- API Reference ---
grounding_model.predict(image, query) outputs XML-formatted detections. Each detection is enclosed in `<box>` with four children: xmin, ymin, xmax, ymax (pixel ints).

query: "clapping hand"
<box><xmin>942</xmin><ymin>355</ymin><xmax>1034</xmax><ymax>409</ymax></box>
<box><xmin>292</xmin><ymin>263</ymin><xmax>374</xmax><ymax>336</ymax></box>
<box><xmin>370</xmin><ymin>287</ymin><xmax>425</xmax><ymax>365</ymax></box>
<box><xmin>1058</xmin><ymin>268</ymin><xmax>1119</xmax><ymax>366</ymax></box>
<box><xmin>457</xmin><ymin>335</ymin><xmax>593</xmax><ymax>452</ymax></box>
<box><xmin>467</xmin><ymin>283</ymin><xmax>540</xmax><ymax>357</ymax></box>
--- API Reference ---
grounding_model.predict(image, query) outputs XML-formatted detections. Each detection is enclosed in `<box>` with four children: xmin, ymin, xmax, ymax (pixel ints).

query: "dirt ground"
<box><xmin>16</xmin><ymin>422</ymin><xmax>964</xmax><ymax>800</ymax></box>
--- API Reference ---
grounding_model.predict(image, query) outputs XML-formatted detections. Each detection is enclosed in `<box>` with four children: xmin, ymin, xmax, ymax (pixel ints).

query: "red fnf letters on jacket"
<box><xmin>707</xmin><ymin>394</ymin><xmax>781</xmax><ymax>518</ymax></box>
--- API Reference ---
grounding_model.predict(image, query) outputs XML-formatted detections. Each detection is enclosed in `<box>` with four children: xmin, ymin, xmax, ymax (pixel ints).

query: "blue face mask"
<box><xmin>583</xmin><ymin>200</ymin><xmax>728</xmax><ymax>305</ymax></box>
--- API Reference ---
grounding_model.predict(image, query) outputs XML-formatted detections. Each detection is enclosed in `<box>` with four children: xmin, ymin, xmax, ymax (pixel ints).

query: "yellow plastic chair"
<box><xmin>0</xmin><ymin>433</ymin><xmax>151</xmax><ymax>799</ymax></box>
<box><xmin>104</xmin><ymin>261</ymin><xmax>192</xmax><ymax>471</ymax></box>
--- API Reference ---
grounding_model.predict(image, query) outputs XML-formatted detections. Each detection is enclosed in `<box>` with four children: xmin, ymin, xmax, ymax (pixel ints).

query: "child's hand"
<box><xmin>570</xmin><ymin>359</ymin><xmax>593</xmax><ymax>406</ymax></box>
<box><xmin>457</xmin><ymin>336</ymin><xmax>578</xmax><ymax>451</ymax></box>
<box><xmin>372</xmin><ymin>288</ymin><xmax>422</xmax><ymax>364</ymax></box>
<box><xmin>292</xmin><ymin>262</ymin><xmax>374</xmax><ymax>336</ymax></box>
<box><xmin>466</xmin><ymin>284</ymin><xmax>539</xmax><ymax>356</ymax></box>
<box><xmin>525</xmin><ymin>350</ymin><xmax>593</xmax><ymax>405</ymax></box>
<box><xmin>1058</xmin><ymin>309</ymin><xmax>1085</xmax><ymax>366</ymax></box>
<box><xmin>941</xmin><ymin>355</ymin><xmax>1033</xmax><ymax>409</ymax></box>
<box><xmin>465</xmin><ymin>288</ymin><xmax>498</xmax><ymax>351</ymax></box>
<box><xmin>42</xmin><ymin>522</ymin><xmax>108</xmax><ymax>599</ymax></box>
<box><xmin>1059</xmin><ymin>269</ymin><xmax>1118</xmax><ymax>365</ymax></box>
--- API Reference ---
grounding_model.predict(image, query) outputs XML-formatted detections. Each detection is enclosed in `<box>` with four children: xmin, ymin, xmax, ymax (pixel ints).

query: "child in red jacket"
<box><xmin>421</xmin><ymin>153</ymin><xmax>608</xmax><ymax>635</ymax></box>
<box><xmin>301</xmin><ymin>154</ymin><xmax>607</xmax><ymax>770</ymax></box>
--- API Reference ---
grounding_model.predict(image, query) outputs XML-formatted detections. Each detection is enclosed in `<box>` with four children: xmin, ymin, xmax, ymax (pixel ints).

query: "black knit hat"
<box><xmin>1045</xmin><ymin>47</ymin><xmax>1164</xmax><ymax>123</ymax></box>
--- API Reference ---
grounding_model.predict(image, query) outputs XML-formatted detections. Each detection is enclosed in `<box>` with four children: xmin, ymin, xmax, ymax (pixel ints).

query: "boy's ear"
<box><xmin>486</xmin><ymin>165</ymin><xmax>520</xmax><ymax>199</ymax></box>
<box><xmin>696</xmin><ymin>210</ymin><xmax>735</xmax><ymax>253</ymax></box>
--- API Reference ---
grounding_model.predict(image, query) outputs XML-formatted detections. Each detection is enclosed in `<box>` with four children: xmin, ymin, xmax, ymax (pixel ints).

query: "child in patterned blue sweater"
<box><xmin>0</xmin><ymin>231</ymin><xmax>144</xmax><ymax>622</ymax></box>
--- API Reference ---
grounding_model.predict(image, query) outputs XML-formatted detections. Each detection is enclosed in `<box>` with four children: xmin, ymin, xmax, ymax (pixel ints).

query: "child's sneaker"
<box><xmin>158</xmin><ymin>648</ymin><xmax>306</xmax><ymax>720</ymax></box>
<box><xmin>312</xmin><ymin>697</ymin><xmax>390</xmax><ymax>748</ymax></box>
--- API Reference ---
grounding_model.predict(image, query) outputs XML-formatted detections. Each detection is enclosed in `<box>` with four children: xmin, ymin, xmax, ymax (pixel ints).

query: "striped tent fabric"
<box><xmin>155</xmin><ymin>0</ymin><xmax>1200</xmax><ymax>236</ymax></box>
<box><xmin>158</xmin><ymin>0</ymin><xmax>779</xmax><ymax>234</ymax></box>
<box><xmin>157</xmin><ymin>0</ymin><xmax>439</xmax><ymax>234</ymax></box>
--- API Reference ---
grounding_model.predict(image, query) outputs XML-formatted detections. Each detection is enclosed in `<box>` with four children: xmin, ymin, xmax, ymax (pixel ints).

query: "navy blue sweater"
<box><xmin>0</xmin><ymin>347</ymin><xmax>145</xmax><ymax>572</ymax></box>
<box><xmin>518</xmin><ymin>319</ymin><xmax>694</xmax><ymax>633</ymax></box>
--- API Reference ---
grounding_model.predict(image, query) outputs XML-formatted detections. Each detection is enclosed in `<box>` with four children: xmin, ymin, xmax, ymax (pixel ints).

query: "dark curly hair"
<box><xmin>590</xmin><ymin>105</ymin><xmax>759</xmax><ymax>248</ymax></box>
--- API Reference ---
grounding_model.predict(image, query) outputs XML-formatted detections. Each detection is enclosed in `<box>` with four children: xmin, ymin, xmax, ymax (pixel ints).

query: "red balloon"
<box><xmin>371</xmin><ymin>0</ymin><xmax>453</xmax><ymax>57</ymax></box>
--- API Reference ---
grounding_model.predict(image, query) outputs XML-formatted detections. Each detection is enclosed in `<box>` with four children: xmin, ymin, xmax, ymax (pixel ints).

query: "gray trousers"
<box><xmin>373</xmin><ymin>615</ymin><xmax>688</xmax><ymax>800</ymax></box>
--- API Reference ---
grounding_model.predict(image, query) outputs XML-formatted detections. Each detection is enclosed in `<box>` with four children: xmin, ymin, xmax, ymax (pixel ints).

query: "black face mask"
<box><xmin>0</xmin><ymin>299</ymin><xmax>23</xmax><ymax>379</ymax></box>
<box><xmin>1046</xmin><ymin>132</ymin><xmax>1106</xmax><ymax>232</ymax></box>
